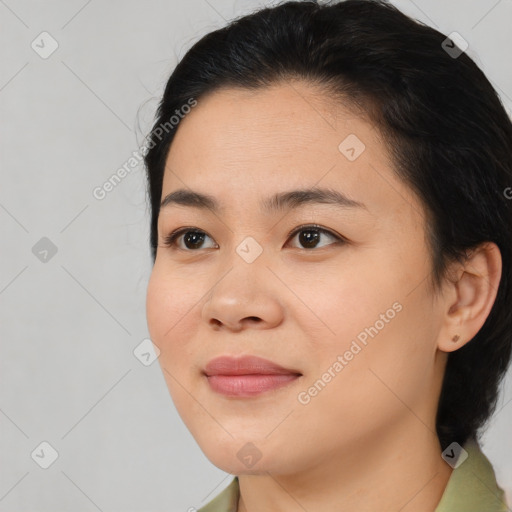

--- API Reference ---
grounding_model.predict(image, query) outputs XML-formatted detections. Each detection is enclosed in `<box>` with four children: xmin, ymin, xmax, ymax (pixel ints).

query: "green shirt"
<box><xmin>197</xmin><ymin>439</ymin><xmax>508</xmax><ymax>511</ymax></box>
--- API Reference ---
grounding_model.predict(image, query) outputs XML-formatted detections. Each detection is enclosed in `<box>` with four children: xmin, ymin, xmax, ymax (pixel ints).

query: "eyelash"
<box><xmin>161</xmin><ymin>224</ymin><xmax>346</xmax><ymax>251</ymax></box>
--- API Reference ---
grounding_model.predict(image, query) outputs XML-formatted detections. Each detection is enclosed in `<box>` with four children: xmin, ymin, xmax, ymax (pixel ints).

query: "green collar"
<box><xmin>197</xmin><ymin>439</ymin><xmax>508</xmax><ymax>512</ymax></box>
<box><xmin>434</xmin><ymin>438</ymin><xmax>508</xmax><ymax>511</ymax></box>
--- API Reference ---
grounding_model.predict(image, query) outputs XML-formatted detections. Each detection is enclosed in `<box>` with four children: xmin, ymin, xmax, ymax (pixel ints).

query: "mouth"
<box><xmin>203</xmin><ymin>355</ymin><xmax>302</xmax><ymax>397</ymax></box>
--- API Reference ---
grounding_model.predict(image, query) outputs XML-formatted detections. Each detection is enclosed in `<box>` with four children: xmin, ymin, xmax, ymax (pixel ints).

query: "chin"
<box><xmin>195</xmin><ymin>433</ymin><xmax>300</xmax><ymax>476</ymax></box>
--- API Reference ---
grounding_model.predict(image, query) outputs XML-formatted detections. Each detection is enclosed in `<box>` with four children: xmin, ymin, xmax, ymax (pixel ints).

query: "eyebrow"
<box><xmin>160</xmin><ymin>187</ymin><xmax>367</xmax><ymax>214</ymax></box>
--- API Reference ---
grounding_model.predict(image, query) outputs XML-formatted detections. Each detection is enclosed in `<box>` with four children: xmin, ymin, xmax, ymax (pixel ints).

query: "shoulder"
<box><xmin>197</xmin><ymin>477</ymin><xmax>239</xmax><ymax>512</ymax></box>
<box><xmin>435</xmin><ymin>438</ymin><xmax>509</xmax><ymax>512</ymax></box>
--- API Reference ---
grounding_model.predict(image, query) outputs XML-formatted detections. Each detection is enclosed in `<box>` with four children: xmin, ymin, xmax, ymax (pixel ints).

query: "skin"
<box><xmin>146</xmin><ymin>80</ymin><xmax>502</xmax><ymax>512</ymax></box>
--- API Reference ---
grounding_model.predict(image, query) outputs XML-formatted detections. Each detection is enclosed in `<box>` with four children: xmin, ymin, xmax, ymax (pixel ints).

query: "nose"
<box><xmin>200</xmin><ymin>256</ymin><xmax>285</xmax><ymax>332</ymax></box>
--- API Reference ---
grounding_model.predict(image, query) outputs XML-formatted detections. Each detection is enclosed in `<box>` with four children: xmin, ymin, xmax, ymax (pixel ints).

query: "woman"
<box><xmin>143</xmin><ymin>1</ymin><xmax>512</xmax><ymax>510</ymax></box>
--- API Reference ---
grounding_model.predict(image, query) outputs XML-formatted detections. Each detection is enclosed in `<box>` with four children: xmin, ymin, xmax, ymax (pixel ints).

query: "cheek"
<box><xmin>147</xmin><ymin>264</ymin><xmax>196</xmax><ymax>335</ymax></box>
<box><xmin>146</xmin><ymin>269</ymin><xmax>172</xmax><ymax>342</ymax></box>
<box><xmin>295</xmin><ymin>262</ymin><xmax>435</xmax><ymax>402</ymax></box>
<box><xmin>288</xmin><ymin>263</ymin><xmax>393</xmax><ymax>349</ymax></box>
<box><xmin>146</xmin><ymin>262</ymin><xmax>216</xmax><ymax>378</ymax></box>
<box><xmin>292</xmin><ymin>308</ymin><xmax>435</xmax><ymax>449</ymax></box>
<box><xmin>146</xmin><ymin>268</ymin><xmax>198</xmax><ymax>403</ymax></box>
<box><xmin>146</xmin><ymin>266</ymin><xmax>199</xmax><ymax>371</ymax></box>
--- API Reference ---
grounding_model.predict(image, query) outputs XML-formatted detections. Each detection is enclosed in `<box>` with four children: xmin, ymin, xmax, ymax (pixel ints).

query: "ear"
<box><xmin>437</xmin><ymin>242</ymin><xmax>502</xmax><ymax>353</ymax></box>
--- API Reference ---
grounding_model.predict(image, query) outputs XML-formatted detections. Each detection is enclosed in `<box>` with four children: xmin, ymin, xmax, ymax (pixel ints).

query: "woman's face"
<box><xmin>146</xmin><ymin>81</ymin><xmax>450</xmax><ymax>476</ymax></box>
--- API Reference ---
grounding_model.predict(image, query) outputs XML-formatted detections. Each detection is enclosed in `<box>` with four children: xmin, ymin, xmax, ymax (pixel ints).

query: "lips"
<box><xmin>203</xmin><ymin>355</ymin><xmax>302</xmax><ymax>397</ymax></box>
<box><xmin>203</xmin><ymin>355</ymin><xmax>301</xmax><ymax>376</ymax></box>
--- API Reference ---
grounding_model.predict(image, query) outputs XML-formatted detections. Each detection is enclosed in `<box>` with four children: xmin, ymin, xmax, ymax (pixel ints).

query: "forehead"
<box><xmin>162</xmin><ymin>81</ymin><xmax>424</xmax><ymax>224</ymax></box>
<box><xmin>169</xmin><ymin>82</ymin><xmax>362</xmax><ymax>161</ymax></box>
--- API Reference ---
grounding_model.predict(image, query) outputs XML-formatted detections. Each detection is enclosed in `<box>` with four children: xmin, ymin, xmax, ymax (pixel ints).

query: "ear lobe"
<box><xmin>437</xmin><ymin>242</ymin><xmax>502</xmax><ymax>353</ymax></box>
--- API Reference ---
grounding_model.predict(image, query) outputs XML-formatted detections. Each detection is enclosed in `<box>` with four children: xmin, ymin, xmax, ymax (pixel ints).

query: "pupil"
<box><xmin>184</xmin><ymin>231</ymin><xmax>204</xmax><ymax>249</ymax></box>
<box><xmin>181</xmin><ymin>229</ymin><xmax>321</xmax><ymax>249</ymax></box>
<box><xmin>299</xmin><ymin>230</ymin><xmax>319</xmax><ymax>248</ymax></box>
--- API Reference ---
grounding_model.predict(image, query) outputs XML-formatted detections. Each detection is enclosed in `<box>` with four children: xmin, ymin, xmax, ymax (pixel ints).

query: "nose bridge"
<box><xmin>200</xmin><ymin>235</ymin><xmax>283</xmax><ymax>330</ymax></box>
<box><xmin>210</xmin><ymin>233</ymin><xmax>269</xmax><ymax>303</ymax></box>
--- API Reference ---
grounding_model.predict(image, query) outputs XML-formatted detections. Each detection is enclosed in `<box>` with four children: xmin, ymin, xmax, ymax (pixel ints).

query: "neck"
<box><xmin>237</xmin><ymin>423</ymin><xmax>453</xmax><ymax>512</ymax></box>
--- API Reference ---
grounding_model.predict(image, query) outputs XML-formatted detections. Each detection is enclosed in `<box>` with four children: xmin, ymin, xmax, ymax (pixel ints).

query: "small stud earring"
<box><xmin>452</xmin><ymin>334</ymin><xmax>460</xmax><ymax>342</ymax></box>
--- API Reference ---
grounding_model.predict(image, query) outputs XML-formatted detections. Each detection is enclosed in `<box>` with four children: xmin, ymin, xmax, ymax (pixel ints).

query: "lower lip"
<box><xmin>206</xmin><ymin>374</ymin><xmax>300</xmax><ymax>397</ymax></box>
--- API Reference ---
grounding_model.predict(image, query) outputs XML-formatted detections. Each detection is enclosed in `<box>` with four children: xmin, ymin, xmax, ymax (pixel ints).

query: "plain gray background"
<box><xmin>1</xmin><ymin>0</ymin><xmax>511</xmax><ymax>510</ymax></box>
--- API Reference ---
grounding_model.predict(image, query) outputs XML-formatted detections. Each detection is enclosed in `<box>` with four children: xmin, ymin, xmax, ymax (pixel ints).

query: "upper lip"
<box><xmin>204</xmin><ymin>355</ymin><xmax>302</xmax><ymax>376</ymax></box>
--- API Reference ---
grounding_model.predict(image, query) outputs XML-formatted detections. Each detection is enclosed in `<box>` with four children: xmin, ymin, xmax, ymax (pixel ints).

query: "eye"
<box><xmin>286</xmin><ymin>224</ymin><xmax>345</xmax><ymax>250</ymax></box>
<box><xmin>161</xmin><ymin>224</ymin><xmax>345</xmax><ymax>251</ymax></box>
<box><xmin>162</xmin><ymin>227</ymin><xmax>217</xmax><ymax>251</ymax></box>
